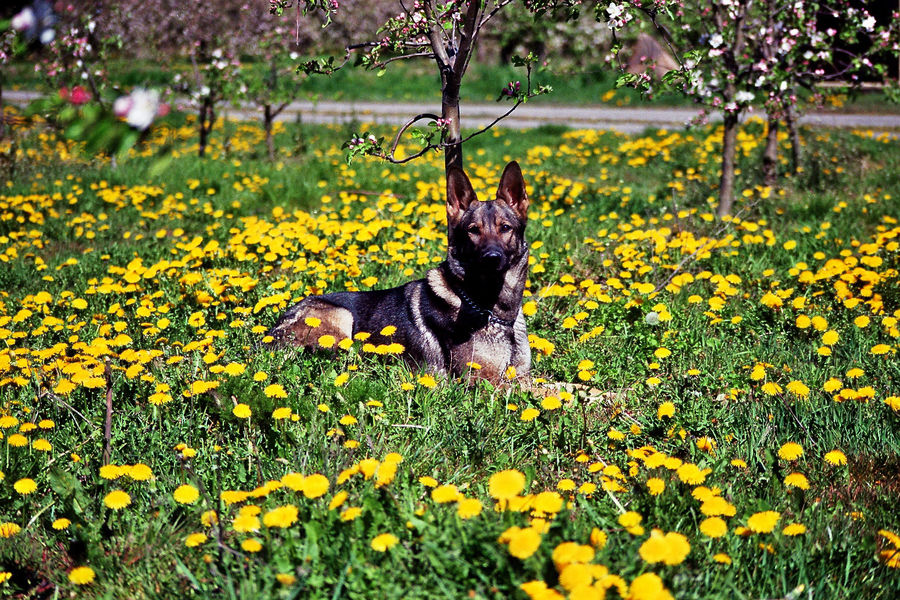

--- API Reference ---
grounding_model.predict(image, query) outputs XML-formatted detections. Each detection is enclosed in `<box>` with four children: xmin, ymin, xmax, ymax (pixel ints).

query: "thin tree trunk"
<box><xmin>785</xmin><ymin>100</ymin><xmax>801</xmax><ymax>174</ymax></box>
<box><xmin>0</xmin><ymin>82</ymin><xmax>5</xmax><ymax>140</ymax></box>
<box><xmin>717</xmin><ymin>113</ymin><xmax>739</xmax><ymax>219</ymax></box>
<box><xmin>265</xmin><ymin>104</ymin><xmax>275</xmax><ymax>161</ymax></box>
<box><xmin>199</xmin><ymin>96</ymin><xmax>215</xmax><ymax>157</ymax></box>
<box><xmin>762</xmin><ymin>112</ymin><xmax>778</xmax><ymax>187</ymax></box>
<box><xmin>442</xmin><ymin>77</ymin><xmax>463</xmax><ymax>172</ymax></box>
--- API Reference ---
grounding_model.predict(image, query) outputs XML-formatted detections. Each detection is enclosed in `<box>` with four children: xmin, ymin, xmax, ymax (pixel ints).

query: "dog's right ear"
<box><xmin>446</xmin><ymin>167</ymin><xmax>477</xmax><ymax>224</ymax></box>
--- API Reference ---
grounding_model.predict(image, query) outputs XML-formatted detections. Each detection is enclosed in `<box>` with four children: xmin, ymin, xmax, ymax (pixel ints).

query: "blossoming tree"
<box><xmin>272</xmin><ymin>0</ymin><xmax>690</xmax><ymax>172</ymax></box>
<box><xmin>671</xmin><ymin>0</ymin><xmax>899</xmax><ymax>217</ymax></box>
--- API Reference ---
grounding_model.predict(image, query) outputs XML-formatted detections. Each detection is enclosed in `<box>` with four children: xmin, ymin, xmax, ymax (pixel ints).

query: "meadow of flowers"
<box><xmin>0</xmin><ymin>108</ymin><xmax>898</xmax><ymax>598</ymax></box>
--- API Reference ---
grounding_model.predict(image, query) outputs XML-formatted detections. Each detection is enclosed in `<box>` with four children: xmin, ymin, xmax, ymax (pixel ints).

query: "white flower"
<box><xmin>114</xmin><ymin>88</ymin><xmax>162</xmax><ymax>131</ymax></box>
<box><xmin>289</xmin><ymin>52</ymin><xmax>299</xmax><ymax>60</ymax></box>
<box><xmin>735</xmin><ymin>90</ymin><xmax>755</xmax><ymax>103</ymax></box>
<box><xmin>11</xmin><ymin>7</ymin><xmax>36</xmax><ymax>31</ymax></box>
<box><xmin>39</xmin><ymin>28</ymin><xmax>55</xmax><ymax>44</ymax></box>
<box><xmin>606</xmin><ymin>3</ymin><xmax>623</xmax><ymax>18</ymax></box>
<box><xmin>709</xmin><ymin>34</ymin><xmax>724</xmax><ymax>49</ymax></box>
<box><xmin>861</xmin><ymin>16</ymin><xmax>876</xmax><ymax>32</ymax></box>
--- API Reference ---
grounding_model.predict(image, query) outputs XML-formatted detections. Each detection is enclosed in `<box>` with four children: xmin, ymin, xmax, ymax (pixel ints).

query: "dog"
<box><xmin>265</xmin><ymin>161</ymin><xmax>531</xmax><ymax>383</ymax></box>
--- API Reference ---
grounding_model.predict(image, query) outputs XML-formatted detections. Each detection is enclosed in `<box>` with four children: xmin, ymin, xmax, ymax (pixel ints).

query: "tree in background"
<box><xmin>658</xmin><ymin>0</ymin><xmax>900</xmax><ymax>218</ymax></box>
<box><xmin>239</xmin><ymin>22</ymin><xmax>306</xmax><ymax>161</ymax></box>
<box><xmin>273</xmin><ymin>0</ymin><xmax>693</xmax><ymax>173</ymax></box>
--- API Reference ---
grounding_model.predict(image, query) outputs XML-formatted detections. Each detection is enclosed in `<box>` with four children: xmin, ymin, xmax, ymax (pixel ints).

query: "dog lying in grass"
<box><xmin>266</xmin><ymin>161</ymin><xmax>531</xmax><ymax>383</ymax></box>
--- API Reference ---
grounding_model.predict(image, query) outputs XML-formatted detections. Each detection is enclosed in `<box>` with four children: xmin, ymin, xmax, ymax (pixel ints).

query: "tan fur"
<box><xmin>270</xmin><ymin>299</ymin><xmax>353</xmax><ymax>347</ymax></box>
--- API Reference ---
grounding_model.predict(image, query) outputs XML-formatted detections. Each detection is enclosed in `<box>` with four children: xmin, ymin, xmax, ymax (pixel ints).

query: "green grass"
<box><xmin>0</xmin><ymin>107</ymin><xmax>898</xmax><ymax>598</ymax></box>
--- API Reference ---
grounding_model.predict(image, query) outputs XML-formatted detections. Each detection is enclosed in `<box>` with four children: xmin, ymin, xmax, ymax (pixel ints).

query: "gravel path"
<box><xmin>6</xmin><ymin>90</ymin><xmax>900</xmax><ymax>135</ymax></box>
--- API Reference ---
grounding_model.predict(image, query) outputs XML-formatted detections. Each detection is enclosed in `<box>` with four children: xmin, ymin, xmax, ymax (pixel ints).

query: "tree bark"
<box><xmin>265</xmin><ymin>104</ymin><xmax>275</xmax><ymax>161</ymax></box>
<box><xmin>716</xmin><ymin>112</ymin><xmax>739</xmax><ymax>219</ymax></box>
<box><xmin>785</xmin><ymin>100</ymin><xmax>801</xmax><ymax>174</ymax></box>
<box><xmin>442</xmin><ymin>77</ymin><xmax>463</xmax><ymax>172</ymax></box>
<box><xmin>762</xmin><ymin>112</ymin><xmax>778</xmax><ymax>188</ymax></box>
<box><xmin>198</xmin><ymin>96</ymin><xmax>215</xmax><ymax>157</ymax></box>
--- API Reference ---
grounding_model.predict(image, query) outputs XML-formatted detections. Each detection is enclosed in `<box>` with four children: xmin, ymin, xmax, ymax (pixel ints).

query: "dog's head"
<box><xmin>445</xmin><ymin>161</ymin><xmax>529</xmax><ymax>277</ymax></box>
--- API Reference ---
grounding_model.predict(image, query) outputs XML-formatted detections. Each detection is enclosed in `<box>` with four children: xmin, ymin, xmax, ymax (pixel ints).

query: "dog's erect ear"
<box><xmin>446</xmin><ymin>167</ymin><xmax>477</xmax><ymax>224</ymax></box>
<box><xmin>496</xmin><ymin>161</ymin><xmax>529</xmax><ymax>221</ymax></box>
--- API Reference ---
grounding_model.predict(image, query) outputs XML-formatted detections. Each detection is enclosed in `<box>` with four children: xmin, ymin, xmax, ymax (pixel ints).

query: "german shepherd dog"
<box><xmin>266</xmin><ymin>161</ymin><xmax>531</xmax><ymax>383</ymax></box>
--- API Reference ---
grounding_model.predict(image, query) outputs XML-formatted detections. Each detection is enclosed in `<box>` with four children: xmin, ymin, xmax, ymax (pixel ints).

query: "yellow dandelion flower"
<box><xmin>14</xmin><ymin>478</ymin><xmax>37</xmax><ymax>495</ymax></box>
<box><xmin>784</xmin><ymin>472</ymin><xmax>810</xmax><ymax>490</ymax></box>
<box><xmin>232</xmin><ymin>403</ymin><xmax>252</xmax><ymax>419</ymax></box>
<box><xmin>431</xmin><ymin>484</ymin><xmax>461</xmax><ymax>504</ymax></box>
<box><xmin>761</xmin><ymin>382</ymin><xmax>783</xmax><ymax>396</ymax></box>
<box><xmin>241</xmin><ymin>538</ymin><xmax>263</xmax><ymax>553</ymax></box>
<box><xmin>700</xmin><ymin>517</ymin><xmax>728</xmax><ymax>538</ymax></box>
<box><xmin>520</xmin><ymin>408</ymin><xmax>540</xmax><ymax>421</ymax></box>
<box><xmin>747</xmin><ymin>511</ymin><xmax>780</xmax><ymax>533</ymax></box>
<box><xmin>0</xmin><ymin>522</ymin><xmax>22</xmax><ymax>537</ymax></box>
<box><xmin>173</xmin><ymin>484</ymin><xmax>200</xmax><ymax>505</ymax></box>
<box><xmin>778</xmin><ymin>442</ymin><xmax>803</xmax><ymax>461</ymax></box>
<box><xmin>302</xmin><ymin>474</ymin><xmax>329</xmax><ymax>499</ymax></box>
<box><xmin>68</xmin><ymin>566</ymin><xmax>96</xmax><ymax>585</ymax></box>
<box><xmin>782</xmin><ymin>523</ymin><xmax>807</xmax><ymax>536</ymax></box>
<box><xmin>638</xmin><ymin>529</ymin><xmax>691</xmax><ymax>565</ymax></box>
<box><xmin>340</xmin><ymin>507</ymin><xmax>362</xmax><ymax>521</ymax></box>
<box><xmin>824</xmin><ymin>450</ymin><xmax>847</xmax><ymax>465</ymax></box>
<box><xmin>272</xmin><ymin>407</ymin><xmax>292</xmax><ymax>420</ymax></box>
<box><xmin>489</xmin><ymin>470</ymin><xmax>526</xmax><ymax>500</ymax></box>
<box><xmin>870</xmin><ymin>344</ymin><xmax>891</xmax><ymax>355</ymax></box>
<box><xmin>103</xmin><ymin>490</ymin><xmax>131</xmax><ymax>510</ymax></box>
<box><xmin>371</xmin><ymin>532</ymin><xmax>399</xmax><ymax>552</ymax></box>
<box><xmin>647</xmin><ymin>478</ymin><xmax>665</xmax><ymax>496</ymax></box>
<box><xmin>185</xmin><ymin>532</ymin><xmax>208</xmax><ymax>547</ymax></box>
<box><xmin>7</xmin><ymin>434</ymin><xmax>28</xmax><ymax>447</ymax></box>
<box><xmin>541</xmin><ymin>396</ymin><xmax>561</xmax><ymax>410</ymax></box>
<box><xmin>785</xmin><ymin>380</ymin><xmax>810</xmax><ymax>397</ymax></box>
<box><xmin>263</xmin><ymin>383</ymin><xmax>287</xmax><ymax>398</ymax></box>
<box><xmin>657</xmin><ymin>402</ymin><xmax>675</xmax><ymax>419</ymax></box>
<box><xmin>52</xmin><ymin>518</ymin><xmax>71</xmax><ymax>530</ymax></box>
<box><xmin>276</xmin><ymin>573</ymin><xmax>297</xmax><ymax>585</ymax></box>
<box><xmin>507</xmin><ymin>527</ymin><xmax>542</xmax><ymax>559</ymax></box>
<box><xmin>263</xmin><ymin>505</ymin><xmax>299</xmax><ymax>528</ymax></box>
<box><xmin>417</xmin><ymin>374</ymin><xmax>437</xmax><ymax>388</ymax></box>
<box><xmin>713</xmin><ymin>553</ymin><xmax>732</xmax><ymax>564</ymax></box>
<box><xmin>457</xmin><ymin>497</ymin><xmax>483</xmax><ymax>519</ymax></box>
<box><xmin>676</xmin><ymin>463</ymin><xmax>707</xmax><ymax>485</ymax></box>
<box><xmin>821</xmin><ymin>330</ymin><xmax>839</xmax><ymax>346</ymax></box>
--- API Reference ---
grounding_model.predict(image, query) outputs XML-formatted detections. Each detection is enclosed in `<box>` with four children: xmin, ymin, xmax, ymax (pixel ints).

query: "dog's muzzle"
<box><xmin>481</xmin><ymin>247</ymin><xmax>508</xmax><ymax>271</ymax></box>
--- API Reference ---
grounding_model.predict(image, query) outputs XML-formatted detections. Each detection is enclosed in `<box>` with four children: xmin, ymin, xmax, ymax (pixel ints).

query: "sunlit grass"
<box><xmin>0</xmin><ymin>107</ymin><xmax>898</xmax><ymax>598</ymax></box>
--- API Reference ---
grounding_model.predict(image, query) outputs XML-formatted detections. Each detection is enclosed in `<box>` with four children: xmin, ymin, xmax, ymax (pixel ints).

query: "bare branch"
<box><xmin>376</xmin><ymin>51</ymin><xmax>436</xmax><ymax>68</ymax></box>
<box><xmin>384</xmin><ymin>112</ymin><xmax>442</xmax><ymax>163</ymax></box>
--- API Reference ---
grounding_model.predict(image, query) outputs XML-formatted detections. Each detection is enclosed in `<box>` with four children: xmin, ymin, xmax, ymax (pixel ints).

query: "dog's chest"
<box><xmin>449</xmin><ymin>324</ymin><xmax>515</xmax><ymax>380</ymax></box>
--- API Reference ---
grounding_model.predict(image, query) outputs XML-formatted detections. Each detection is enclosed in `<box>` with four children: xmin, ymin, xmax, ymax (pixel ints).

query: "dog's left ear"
<box><xmin>496</xmin><ymin>161</ymin><xmax>529</xmax><ymax>221</ymax></box>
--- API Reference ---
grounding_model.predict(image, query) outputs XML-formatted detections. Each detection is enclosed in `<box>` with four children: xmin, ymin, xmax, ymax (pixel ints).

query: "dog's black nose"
<box><xmin>482</xmin><ymin>248</ymin><xmax>506</xmax><ymax>270</ymax></box>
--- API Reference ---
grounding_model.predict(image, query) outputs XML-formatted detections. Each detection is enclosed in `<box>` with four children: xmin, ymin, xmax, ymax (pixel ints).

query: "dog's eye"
<box><xmin>499</xmin><ymin>223</ymin><xmax>513</xmax><ymax>233</ymax></box>
<box><xmin>467</xmin><ymin>225</ymin><xmax>480</xmax><ymax>235</ymax></box>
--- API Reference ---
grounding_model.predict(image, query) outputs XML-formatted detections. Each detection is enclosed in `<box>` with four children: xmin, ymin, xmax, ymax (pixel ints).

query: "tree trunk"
<box><xmin>716</xmin><ymin>113</ymin><xmax>740</xmax><ymax>219</ymax></box>
<box><xmin>442</xmin><ymin>77</ymin><xmax>463</xmax><ymax>173</ymax></box>
<box><xmin>762</xmin><ymin>112</ymin><xmax>778</xmax><ymax>188</ymax></box>
<box><xmin>265</xmin><ymin>104</ymin><xmax>275</xmax><ymax>161</ymax></box>
<box><xmin>0</xmin><ymin>82</ymin><xmax>4</xmax><ymax>140</ymax></box>
<box><xmin>198</xmin><ymin>96</ymin><xmax>215</xmax><ymax>158</ymax></box>
<box><xmin>785</xmin><ymin>101</ymin><xmax>801</xmax><ymax>175</ymax></box>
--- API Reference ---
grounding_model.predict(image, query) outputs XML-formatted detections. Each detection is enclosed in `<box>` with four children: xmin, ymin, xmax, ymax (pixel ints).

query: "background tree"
<box><xmin>240</xmin><ymin>23</ymin><xmax>306</xmax><ymax>161</ymax></box>
<box><xmin>274</xmin><ymin>0</ymin><xmax>692</xmax><ymax>173</ymax></box>
<box><xmin>662</xmin><ymin>0</ymin><xmax>899</xmax><ymax>217</ymax></box>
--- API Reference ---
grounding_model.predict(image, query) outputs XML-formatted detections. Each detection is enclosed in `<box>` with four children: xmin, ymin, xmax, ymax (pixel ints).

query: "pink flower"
<box><xmin>69</xmin><ymin>86</ymin><xmax>91</xmax><ymax>105</ymax></box>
